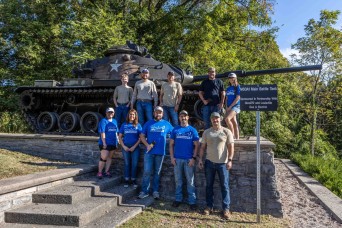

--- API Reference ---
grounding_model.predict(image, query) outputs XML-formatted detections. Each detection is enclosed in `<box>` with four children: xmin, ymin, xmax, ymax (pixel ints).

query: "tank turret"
<box><xmin>15</xmin><ymin>41</ymin><xmax>322</xmax><ymax>135</ymax></box>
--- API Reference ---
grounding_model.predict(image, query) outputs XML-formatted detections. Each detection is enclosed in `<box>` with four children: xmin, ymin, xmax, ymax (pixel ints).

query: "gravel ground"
<box><xmin>275</xmin><ymin>159</ymin><xmax>342</xmax><ymax>228</ymax></box>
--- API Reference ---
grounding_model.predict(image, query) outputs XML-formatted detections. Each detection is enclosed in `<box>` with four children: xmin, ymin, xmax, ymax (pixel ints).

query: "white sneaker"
<box><xmin>138</xmin><ymin>191</ymin><xmax>149</xmax><ymax>199</ymax></box>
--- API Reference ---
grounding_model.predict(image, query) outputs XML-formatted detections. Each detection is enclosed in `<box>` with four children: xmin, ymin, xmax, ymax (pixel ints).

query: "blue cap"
<box><xmin>142</xmin><ymin>69</ymin><xmax>149</xmax><ymax>73</ymax></box>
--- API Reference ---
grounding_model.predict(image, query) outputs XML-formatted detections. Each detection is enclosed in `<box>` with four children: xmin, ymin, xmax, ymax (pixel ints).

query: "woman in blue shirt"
<box><xmin>118</xmin><ymin>109</ymin><xmax>142</xmax><ymax>188</ymax></box>
<box><xmin>224</xmin><ymin>73</ymin><xmax>241</xmax><ymax>139</ymax></box>
<box><xmin>97</xmin><ymin>107</ymin><xmax>118</xmax><ymax>179</ymax></box>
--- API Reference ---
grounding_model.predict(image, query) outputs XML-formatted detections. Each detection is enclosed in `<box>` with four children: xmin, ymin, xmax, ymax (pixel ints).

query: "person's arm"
<box><xmin>151</xmin><ymin>82</ymin><xmax>158</xmax><ymax>108</ymax></box>
<box><xmin>101</xmin><ymin>132</ymin><xmax>107</xmax><ymax>149</ymax></box>
<box><xmin>128</xmin><ymin>87</ymin><xmax>133</xmax><ymax>108</ymax></box>
<box><xmin>159</xmin><ymin>86</ymin><xmax>164</xmax><ymax>106</ymax></box>
<box><xmin>219</xmin><ymin>87</ymin><xmax>225</xmax><ymax>110</ymax></box>
<box><xmin>169</xmin><ymin>139</ymin><xmax>176</xmax><ymax>166</ymax></box>
<box><xmin>198</xmin><ymin>141</ymin><xmax>206</xmax><ymax>169</ymax></box>
<box><xmin>113</xmin><ymin>88</ymin><xmax>118</xmax><ymax>108</ymax></box>
<box><xmin>199</xmin><ymin>91</ymin><xmax>209</xmax><ymax>105</ymax></box>
<box><xmin>130</xmin><ymin>137</ymin><xmax>141</xmax><ymax>152</ymax></box>
<box><xmin>131</xmin><ymin>83</ymin><xmax>137</xmax><ymax>109</ymax></box>
<box><xmin>226</xmin><ymin>143</ymin><xmax>234</xmax><ymax>170</ymax></box>
<box><xmin>118</xmin><ymin>133</ymin><xmax>128</xmax><ymax>151</ymax></box>
<box><xmin>140</xmin><ymin>133</ymin><xmax>152</xmax><ymax>151</ymax></box>
<box><xmin>188</xmin><ymin>140</ymin><xmax>199</xmax><ymax>167</ymax></box>
<box><xmin>175</xmin><ymin>84</ymin><xmax>183</xmax><ymax>112</ymax></box>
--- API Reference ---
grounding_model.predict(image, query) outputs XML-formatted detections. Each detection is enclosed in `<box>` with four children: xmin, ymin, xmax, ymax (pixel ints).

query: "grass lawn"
<box><xmin>0</xmin><ymin>148</ymin><xmax>75</xmax><ymax>180</ymax></box>
<box><xmin>120</xmin><ymin>201</ymin><xmax>292</xmax><ymax>228</ymax></box>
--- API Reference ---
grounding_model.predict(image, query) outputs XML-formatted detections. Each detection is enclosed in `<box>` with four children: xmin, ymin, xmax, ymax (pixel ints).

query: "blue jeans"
<box><xmin>205</xmin><ymin>159</ymin><xmax>230</xmax><ymax>210</ymax></box>
<box><xmin>136</xmin><ymin>101</ymin><xmax>153</xmax><ymax>126</ymax></box>
<box><xmin>174</xmin><ymin>158</ymin><xmax>196</xmax><ymax>204</ymax></box>
<box><xmin>202</xmin><ymin>105</ymin><xmax>220</xmax><ymax>129</ymax></box>
<box><xmin>122</xmin><ymin>146</ymin><xmax>140</xmax><ymax>180</ymax></box>
<box><xmin>115</xmin><ymin>104</ymin><xmax>129</xmax><ymax>128</ymax></box>
<box><xmin>141</xmin><ymin>153</ymin><xmax>165</xmax><ymax>194</ymax></box>
<box><xmin>162</xmin><ymin>106</ymin><xmax>178</xmax><ymax>126</ymax></box>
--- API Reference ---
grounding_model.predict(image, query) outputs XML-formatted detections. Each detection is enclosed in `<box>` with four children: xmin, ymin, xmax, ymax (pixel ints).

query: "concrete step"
<box><xmin>5</xmin><ymin>192</ymin><xmax>118</xmax><ymax>226</ymax></box>
<box><xmin>32</xmin><ymin>176</ymin><xmax>121</xmax><ymax>204</ymax></box>
<box><xmin>3</xmin><ymin>180</ymin><xmax>150</xmax><ymax>227</ymax></box>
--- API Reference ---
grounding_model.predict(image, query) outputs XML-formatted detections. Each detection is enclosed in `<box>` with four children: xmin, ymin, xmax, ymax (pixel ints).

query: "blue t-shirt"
<box><xmin>226</xmin><ymin>85</ymin><xmax>241</xmax><ymax>107</ymax></box>
<box><xmin>171</xmin><ymin>125</ymin><xmax>199</xmax><ymax>159</ymax></box>
<box><xmin>98</xmin><ymin>118</ymin><xmax>118</xmax><ymax>146</ymax></box>
<box><xmin>199</xmin><ymin>78</ymin><xmax>224</xmax><ymax>105</ymax></box>
<box><xmin>142</xmin><ymin>119</ymin><xmax>173</xmax><ymax>155</ymax></box>
<box><xmin>119</xmin><ymin>122</ymin><xmax>142</xmax><ymax>146</ymax></box>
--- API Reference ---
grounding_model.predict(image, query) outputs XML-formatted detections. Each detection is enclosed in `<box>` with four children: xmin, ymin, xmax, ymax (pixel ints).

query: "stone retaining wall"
<box><xmin>0</xmin><ymin>133</ymin><xmax>282</xmax><ymax>217</ymax></box>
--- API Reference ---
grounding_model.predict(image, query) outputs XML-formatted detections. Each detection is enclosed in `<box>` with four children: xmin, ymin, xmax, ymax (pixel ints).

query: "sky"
<box><xmin>271</xmin><ymin>0</ymin><xmax>342</xmax><ymax>59</ymax></box>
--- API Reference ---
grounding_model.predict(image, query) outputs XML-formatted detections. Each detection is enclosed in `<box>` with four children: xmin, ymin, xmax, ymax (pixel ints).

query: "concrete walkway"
<box><xmin>281</xmin><ymin>159</ymin><xmax>342</xmax><ymax>223</ymax></box>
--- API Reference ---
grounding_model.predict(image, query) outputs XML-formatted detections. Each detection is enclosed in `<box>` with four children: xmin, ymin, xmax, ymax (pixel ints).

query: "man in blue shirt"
<box><xmin>169</xmin><ymin>110</ymin><xmax>199</xmax><ymax>210</ymax></box>
<box><xmin>138</xmin><ymin>106</ymin><xmax>173</xmax><ymax>199</ymax></box>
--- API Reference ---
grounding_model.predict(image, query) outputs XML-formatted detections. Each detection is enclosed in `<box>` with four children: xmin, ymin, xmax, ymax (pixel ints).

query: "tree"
<box><xmin>291</xmin><ymin>10</ymin><xmax>342</xmax><ymax>156</ymax></box>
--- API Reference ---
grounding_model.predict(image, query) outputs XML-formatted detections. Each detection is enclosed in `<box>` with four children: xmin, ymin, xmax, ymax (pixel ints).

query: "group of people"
<box><xmin>96</xmin><ymin>67</ymin><xmax>241</xmax><ymax>219</ymax></box>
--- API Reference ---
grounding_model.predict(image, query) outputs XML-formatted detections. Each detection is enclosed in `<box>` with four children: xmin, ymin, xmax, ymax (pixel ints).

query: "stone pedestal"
<box><xmin>0</xmin><ymin>133</ymin><xmax>282</xmax><ymax>217</ymax></box>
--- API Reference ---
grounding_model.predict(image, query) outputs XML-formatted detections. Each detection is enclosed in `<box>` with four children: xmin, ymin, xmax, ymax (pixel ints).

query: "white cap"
<box><xmin>106</xmin><ymin>107</ymin><xmax>115</xmax><ymax>112</ymax></box>
<box><xmin>228</xmin><ymin>73</ymin><xmax>237</xmax><ymax>78</ymax></box>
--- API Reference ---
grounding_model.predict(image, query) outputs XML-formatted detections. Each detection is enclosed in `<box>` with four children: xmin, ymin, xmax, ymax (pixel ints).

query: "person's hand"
<box><xmin>218</xmin><ymin>103</ymin><xmax>224</xmax><ymax>110</ymax></box>
<box><xmin>171</xmin><ymin>157</ymin><xmax>176</xmax><ymax>166</ymax></box>
<box><xmin>174</xmin><ymin>105</ymin><xmax>179</xmax><ymax>112</ymax></box>
<box><xmin>226</xmin><ymin>160</ymin><xmax>233</xmax><ymax>170</ymax></box>
<box><xmin>188</xmin><ymin>158</ymin><xmax>195</xmax><ymax>167</ymax></box>
<box><xmin>198</xmin><ymin>160</ymin><xmax>203</xmax><ymax>169</ymax></box>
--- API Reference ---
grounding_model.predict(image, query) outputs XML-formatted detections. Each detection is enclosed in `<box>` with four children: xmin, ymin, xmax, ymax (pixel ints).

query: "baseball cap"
<box><xmin>154</xmin><ymin>106</ymin><xmax>163</xmax><ymax>112</ymax></box>
<box><xmin>208</xmin><ymin>67</ymin><xmax>216</xmax><ymax>72</ymax></box>
<box><xmin>142</xmin><ymin>68</ymin><xmax>149</xmax><ymax>73</ymax></box>
<box><xmin>106</xmin><ymin>107</ymin><xmax>115</xmax><ymax>113</ymax></box>
<box><xmin>228</xmin><ymin>73</ymin><xmax>237</xmax><ymax>78</ymax></box>
<box><xmin>210</xmin><ymin>112</ymin><xmax>221</xmax><ymax>118</ymax></box>
<box><xmin>179</xmin><ymin>110</ymin><xmax>189</xmax><ymax>116</ymax></box>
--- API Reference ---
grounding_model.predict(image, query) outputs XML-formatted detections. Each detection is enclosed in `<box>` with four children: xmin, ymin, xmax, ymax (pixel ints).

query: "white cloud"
<box><xmin>280</xmin><ymin>48</ymin><xmax>299</xmax><ymax>61</ymax></box>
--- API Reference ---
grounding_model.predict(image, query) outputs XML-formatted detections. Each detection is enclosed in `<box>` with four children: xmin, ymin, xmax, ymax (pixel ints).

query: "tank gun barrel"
<box><xmin>191</xmin><ymin>64</ymin><xmax>322</xmax><ymax>83</ymax></box>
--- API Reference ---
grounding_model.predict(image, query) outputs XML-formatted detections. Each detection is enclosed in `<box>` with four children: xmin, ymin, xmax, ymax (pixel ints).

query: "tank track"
<box><xmin>19</xmin><ymin>87</ymin><xmax>204</xmax><ymax>136</ymax></box>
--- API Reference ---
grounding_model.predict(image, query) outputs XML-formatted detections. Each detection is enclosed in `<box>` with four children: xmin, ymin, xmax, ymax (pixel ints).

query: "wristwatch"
<box><xmin>228</xmin><ymin>158</ymin><xmax>233</xmax><ymax>162</ymax></box>
<box><xmin>192</xmin><ymin>156</ymin><xmax>197</xmax><ymax>160</ymax></box>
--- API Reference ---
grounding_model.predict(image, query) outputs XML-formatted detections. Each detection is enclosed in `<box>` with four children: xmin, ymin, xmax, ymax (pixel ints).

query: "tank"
<box><xmin>15</xmin><ymin>41</ymin><xmax>322</xmax><ymax>135</ymax></box>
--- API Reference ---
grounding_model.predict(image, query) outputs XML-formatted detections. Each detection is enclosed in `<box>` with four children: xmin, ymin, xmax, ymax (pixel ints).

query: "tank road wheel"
<box><xmin>20</xmin><ymin>91</ymin><xmax>41</xmax><ymax>111</ymax></box>
<box><xmin>37</xmin><ymin>112</ymin><xmax>58</xmax><ymax>132</ymax></box>
<box><xmin>194</xmin><ymin>100</ymin><xmax>204</xmax><ymax>120</ymax></box>
<box><xmin>58</xmin><ymin>112</ymin><xmax>80</xmax><ymax>132</ymax></box>
<box><xmin>80</xmin><ymin>112</ymin><xmax>103</xmax><ymax>133</ymax></box>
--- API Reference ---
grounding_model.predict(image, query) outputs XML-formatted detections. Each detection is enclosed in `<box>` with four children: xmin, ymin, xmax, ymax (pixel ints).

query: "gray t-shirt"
<box><xmin>202</xmin><ymin>127</ymin><xmax>234</xmax><ymax>163</ymax></box>
<box><xmin>161</xmin><ymin>82</ymin><xmax>182</xmax><ymax>107</ymax></box>
<box><xmin>113</xmin><ymin>85</ymin><xmax>133</xmax><ymax>104</ymax></box>
<box><xmin>132</xmin><ymin>79</ymin><xmax>158</xmax><ymax>104</ymax></box>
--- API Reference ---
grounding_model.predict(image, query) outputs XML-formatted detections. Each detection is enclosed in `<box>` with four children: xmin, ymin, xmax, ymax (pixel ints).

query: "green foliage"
<box><xmin>0</xmin><ymin>111</ymin><xmax>31</xmax><ymax>133</ymax></box>
<box><xmin>291</xmin><ymin>153</ymin><xmax>342</xmax><ymax>198</ymax></box>
<box><xmin>291</xmin><ymin>10</ymin><xmax>342</xmax><ymax>156</ymax></box>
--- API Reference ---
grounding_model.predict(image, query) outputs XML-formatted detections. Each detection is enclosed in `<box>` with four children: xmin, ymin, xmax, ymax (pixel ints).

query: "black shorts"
<box><xmin>99</xmin><ymin>145</ymin><xmax>117</xmax><ymax>151</ymax></box>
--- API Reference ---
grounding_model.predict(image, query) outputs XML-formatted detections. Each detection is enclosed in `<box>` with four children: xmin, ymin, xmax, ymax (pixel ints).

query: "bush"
<box><xmin>0</xmin><ymin>111</ymin><xmax>31</xmax><ymax>133</ymax></box>
<box><xmin>291</xmin><ymin>153</ymin><xmax>342</xmax><ymax>199</ymax></box>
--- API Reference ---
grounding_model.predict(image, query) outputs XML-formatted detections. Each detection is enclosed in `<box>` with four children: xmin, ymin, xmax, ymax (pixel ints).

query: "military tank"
<box><xmin>15</xmin><ymin>41</ymin><xmax>322</xmax><ymax>135</ymax></box>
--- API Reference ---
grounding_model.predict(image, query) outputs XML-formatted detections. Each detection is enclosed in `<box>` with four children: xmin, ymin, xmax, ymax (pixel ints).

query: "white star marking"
<box><xmin>110</xmin><ymin>60</ymin><xmax>121</xmax><ymax>72</ymax></box>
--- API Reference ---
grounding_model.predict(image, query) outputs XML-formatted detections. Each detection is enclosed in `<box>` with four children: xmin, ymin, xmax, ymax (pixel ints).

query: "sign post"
<box><xmin>240</xmin><ymin>84</ymin><xmax>278</xmax><ymax>223</ymax></box>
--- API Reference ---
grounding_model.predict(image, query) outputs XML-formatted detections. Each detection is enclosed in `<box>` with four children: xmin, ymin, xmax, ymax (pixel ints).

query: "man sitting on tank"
<box><xmin>131</xmin><ymin>69</ymin><xmax>158</xmax><ymax>126</ymax></box>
